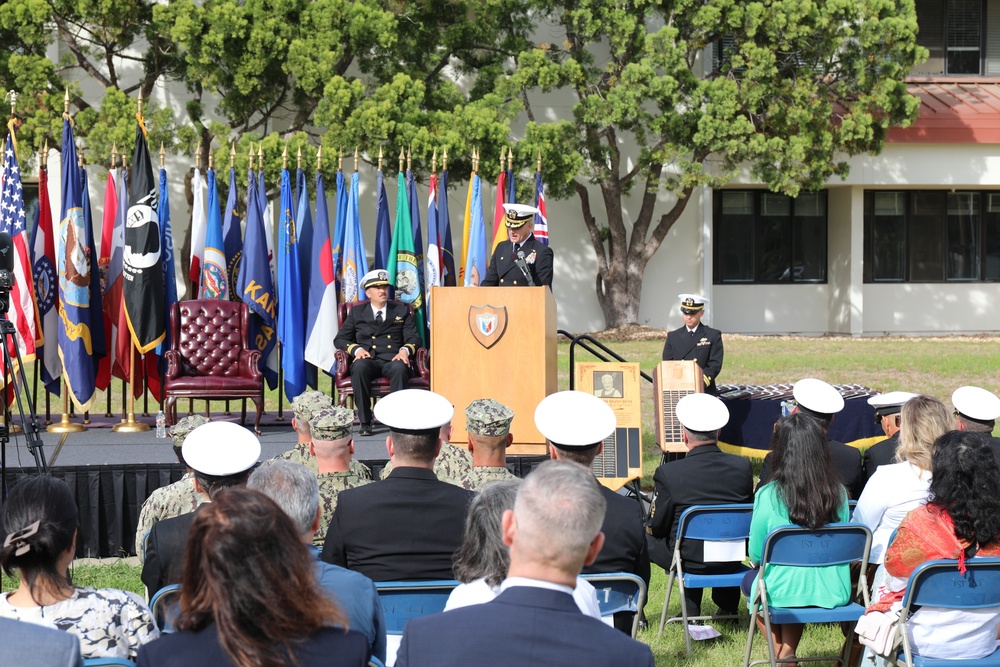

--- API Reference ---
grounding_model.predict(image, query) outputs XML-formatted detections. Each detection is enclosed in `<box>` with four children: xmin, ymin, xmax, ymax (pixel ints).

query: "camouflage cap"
<box><xmin>310</xmin><ymin>406</ymin><xmax>355</xmax><ymax>441</ymax></box>
<box><xmin>169</xmin><ymin>415</ymin><xmax>210</xmax><ymax>449</ymax></box>
<box><xmin>292</xmin><ymin>390</ymin><xmax>333</xmax><ymax>423</ymax></box>
<box><xmin>465</xmin><ymin>399</ymin><xmax>514</xmax><ymax>437</ymax></box>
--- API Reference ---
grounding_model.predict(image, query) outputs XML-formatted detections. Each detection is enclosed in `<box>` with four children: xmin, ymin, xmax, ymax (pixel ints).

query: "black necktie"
<box><xmin>514</xmin><ymin>243</ymin><xmax>521</xmax><ymax>256</ymax></box>
<box><xmin>689</xmin><ymin>329</ymin><xmax>695</xmax><ymax>337</ymax></box>
<box><xmin>375</xmin><ymin>311</ymin><xmax>383</xmax><ymax>325</ymax></box>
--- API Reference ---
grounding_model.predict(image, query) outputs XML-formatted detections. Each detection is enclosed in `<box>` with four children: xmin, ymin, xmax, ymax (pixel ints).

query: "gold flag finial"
<box><xmin>159</xmin><ymin>142</ymin><xmax>165</xmax><ymax>168</ymax></box>
<box><xmin>195</xmin><ymin>143</ymin><xmax>202</xmax><ymax>170</ymax></box>
<box><xmin>230</xmin><ymin>143</ymin><xmax>236</xmax><ymax>169</ymax></box>
<box><xmin>432</xmin><ymin>149</ymin><xmax>437</xmax><ymax>173</ymax></box>
<box><xmin>406</xmin><ymin>147</ymin><xmax>412</xmax><ymax>172</ymax></box>
<box><xmin>398</xmin><ymin>148</ymin><xmax>404</xmax><ymax>173</ymax></box>
<box><xmin>338</xmin><ymin>149</ymin><xmax>343</xmax><ymax>172</ymax></box>
<box><xmin>508</xmin><ymin>144</ymin><xmax>514</xmax><ymax>171</ymax></box>
<box><xmin>207</xmin><ymin>141</ymin><xmax>213</xmax><ymax>169</ymax></box>
<box><xmin>249</xmin><ymin>143</ymin><xmax>255</xmax><ymax>170</ymax></box>
<box><xmin>257</xmin><ymin>144</ymin><xmax>264</xmax><ymax>170</ymax></box>
<box><xmin>317</xmin><ymin>145</ymin><xmax>322</xmax><ymax>172</ymax></box>
<box><xmin>137</xmin><ymin>89</ymin><xmax>143</xmax><ymax>118</ymax></box>
<box><xmin>63</xmin><ymin>88</ymin><xmax>70</xmax><ymax>116</ymax></box>
<box><xmin>442</xmin><ymin>146</ymin><xmax>448</xmax><ymax>171</ymax></box>
<box><xmin>297</xmin><ymin>144</ymin><xmax>302</xmax><ymax>170</ymax></box>
<box><xmin>282</xmin><ymin>142</ymin><xmax>288</xmax><ymax>170</ymax></box>
<box><xmin>378</xmin><ymin>146</ymin><xmax>383</xmax><ymax>171</ymax></box>
<box><xmin>5</xmin><ymin>90</ymin><xmax>17</xmax><ymax>120</ymax></box>
<box><xmin>537</xmin><ymin>151</ymin><xmax>542</xmax><ymax>173</ymax></box>
<box><xmin>354</xmin><ymin>146</ymin><xmax>359</xmax><ymax>172</ymax></box>
<box><xmin>499</xmin><ymin>146</ymin><xmax>506</xmax><ymax>171</ymax></box>
<box><xmin>111</xmin><ymin>142</ymin><xmax>117</xmax><ymax>166</ymax></box>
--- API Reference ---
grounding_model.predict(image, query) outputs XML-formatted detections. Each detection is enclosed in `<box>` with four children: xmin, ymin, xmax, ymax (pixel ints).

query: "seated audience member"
<box><xmin>758</xmin><ymin>378</ymin><xmax>864</xmax><ymax>499</ymax></box>
<box><xmin>864</xmin><ymin>431</ymin><xmax>1000</xmax><ymax>662</ymax></box>
<box><xmin>273</xmin><ymin>390</ymin><xmax>371</xmax><ymax>479</ymax></box>
<box><xmin>380</xmin><ymin>417</ymin><xmax>472</xmax><ymax>486</ymax></box>
<box><xmin>852</xmin><ymin>395</ymin><xmax>950</xmax><ymax>563</ymax></box>
<box><xmin>396</xmin><ymin>461</ymin><xmax>654</xmax><ymax>667</ymax></box>
<box><xmin>0</xmin><ymin>616</ymin><xmax>83</xmax><ymax>667</ymax></box>
<box><xmin>247</xmin><ymin>460</ymin><xmax>386</xmax><ymax>664</ymax></box>
<box><xmin>321</xmin><ymin>390</ymin><xmax>475</xmax><ymax>581</ymax></box>
<box><xmin>142</xmin><ymin>422</ymin><xmax>260</xmax><ymax>597</ymax></box>
<box><xmin>952</xmin><ymin>385</ymin><xmax>1000</xmax><ymax>459</ymax></box>
<box><xmin>458</xmin><ymin>399</ymin><xmax>518</xmax><ymax>491</ymax></box>
<box><xmin>647</xmin><ymin>393</ymin><xmax>753</xmax><ymax>617</ymax></box>
<box><xmin>135</xmin><ymin>415</ymin><xmax>210</xmax><ymax>558</ymax></box>
<box><xmin>0</xmin><ymin>476</ymin><xmax>158</xmax><ymax>660</ymax></box>
<box><xmin>535</xmin><ymin>390</ymin><xmax>650</xmax><ymax>633</ymax></box>
<box><xmin>308</xmin><ymin>406</ymin><xmax>373</xmax><ymax>546</ymax></box>
<box><xmin>444</xmin><ymin>479</ymin><xmax>601</xmax><ymax>619</ymax></box>
<box><xmin>747</xmin><ymin>413</ymin><xmax>851</xmax><ymax>664</ymax></box>
<box><xmin>862</xmin><ymin>392</ymin><xmax>917</xmax><ymax>481</ymax></box>
<box><xmin>136</xmin><ymin>488</ymin><xmax>370</xmax><ymax>667</ymax></box>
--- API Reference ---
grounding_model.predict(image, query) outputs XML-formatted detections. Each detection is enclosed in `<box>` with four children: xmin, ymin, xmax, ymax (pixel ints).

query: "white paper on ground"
<box><xmin>687</xmin><ymin>623</ymin><xmax>722</xmax><ymax>641</ymax></box>
<box><xmin>703</xmin><ymin>539</ymin><xmax>746</xmax><ymax>562</ymax></box>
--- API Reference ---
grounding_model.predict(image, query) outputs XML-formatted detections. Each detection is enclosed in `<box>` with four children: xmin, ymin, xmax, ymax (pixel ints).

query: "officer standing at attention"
<box><xmin>662</xmin><ymin>294</ymin><xmax>724</xmax><ymax>394</ymax></box>
<box><xmin>481</xmin><ymin>203</ymin><xmax>553</xmax><ymax>288</ymax></box>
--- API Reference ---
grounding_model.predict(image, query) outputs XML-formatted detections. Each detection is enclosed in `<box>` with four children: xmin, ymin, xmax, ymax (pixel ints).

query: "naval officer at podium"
<box><xmin>481</xmin><ymin>203</ymin><xmax>553</xmax><ymax>288</ymax></box>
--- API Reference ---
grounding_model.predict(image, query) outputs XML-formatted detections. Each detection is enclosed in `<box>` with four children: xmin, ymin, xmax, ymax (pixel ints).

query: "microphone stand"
<box><xmin>514</xmin><ymin>250</ymin><xmax>536</xmax><ymax>287</ymax></box>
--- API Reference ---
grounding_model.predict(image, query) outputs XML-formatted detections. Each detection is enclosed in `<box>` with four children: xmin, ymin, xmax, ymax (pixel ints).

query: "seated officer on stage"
<box><xmin>862</xmin><ymin>391</ymin><xmax>917</xmax><ymax>481</ymax></box>
<box><xmin>481</xmin><ymin>203</ymin><xmax>553</xmax><ymax>288</ymax></box>
<box><xmin>647</xmin><ymin>393</ymin><xmax>752</xmax><ymax>617</ymax></box>
<box><xmin>334</xmin><ymin>269</ymin><xmax>421</xmax><ymax>436</ymax></box>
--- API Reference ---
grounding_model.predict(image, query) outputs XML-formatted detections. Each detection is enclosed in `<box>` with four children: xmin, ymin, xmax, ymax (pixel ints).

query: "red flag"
<box><xmin>490</xmin><ymin>170</ymin><xmax>507</xmax><ymax>253</ymax></box>
<box><xmin>96</xmin><ymin>167</ymin><xmax>118</xmax><ymax>390</ymax></box>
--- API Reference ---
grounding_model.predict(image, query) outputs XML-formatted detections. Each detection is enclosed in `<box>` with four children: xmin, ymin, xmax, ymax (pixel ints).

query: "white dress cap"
<box><xmin>793</xmin><ymin>378</ymin><xmax>845</xmax><ymax>415</ymax></box>
<box><xmin>502</xmin><ymin>203</ymin><xmax>540</xmax><ymax>219</ymax></box>
<box><xmin>373</xmin><ymin>389</ymin><xmax>455</xmax><ymax>431</ymax></box>
<box><xmin>534</xmin><ymin>390</ymin><xmax>617</xmax><ymax>448</ymax></box>
<box><xmin>952</xmin><ymin>386</ymin><xmax>1000</xmax><ymax>421</ymax></box>
<box><xmin>867</xmin><ymin>392</ymin><xmax>919</xmax><ymax>411</ymax></box>
<box><xmin>675</xmin><ymin>393</ymin><xmax>730</xmax><ymax>432</ymax></box>
<box><xmin>182</xmin><ymin>422</ymin><xmax>261</xmax><ymax>476</ymax></box>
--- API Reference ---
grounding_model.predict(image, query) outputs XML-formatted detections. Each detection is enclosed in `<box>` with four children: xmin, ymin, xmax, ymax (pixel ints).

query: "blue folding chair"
<box><xmin>149</xmin><ymin>583</ymin><xmax>182</xmax><ymax>633</ymax></box>
<box><xmin>83</xmin><ymin>659</ymin><xmax>136</xmax><ymax>667</ymax></box>
<box><xmin>580</xmin><ymin>572</ymin><xmax>647</xmax><ymax>638</ymax></box>
<box><xmin>889</xmin><ymin>558</ymin><xmax>1000</xmax><ymax>667</ymax></box>
<box><xmin>743</xmin><ymin>523</ymin><xmax>872</xmax><ymax>667</ymax></box>
<box><xmin>659</xmin><ymin>503</ymin><xmax>755</xmax><ymax>654</ymax></box>
<box><xmin>375</xmin><ymin>580</ymin><xmax>459</xmax><ymax>635</ymax></box>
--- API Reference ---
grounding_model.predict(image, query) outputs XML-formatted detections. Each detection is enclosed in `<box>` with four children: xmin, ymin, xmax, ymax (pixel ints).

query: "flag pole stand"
<box><xmin>47</xmin><ymin>381</ymin><xmax>85</xmax><ymax>433</ymax></box>
<box><xmin>114</xmin><ymin>343</ymin><xmax>149</xmax><ymax>432</ymax></box>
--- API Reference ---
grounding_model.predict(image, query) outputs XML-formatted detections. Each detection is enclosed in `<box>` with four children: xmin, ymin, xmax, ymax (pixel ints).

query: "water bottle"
<box><xmin>156</xmin><ymin>410</ymin><xmax>167</xmax><ymax>438</ymax></box>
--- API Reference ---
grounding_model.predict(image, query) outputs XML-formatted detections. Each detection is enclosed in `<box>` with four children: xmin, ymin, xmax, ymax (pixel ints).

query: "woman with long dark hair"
<box><xmin>136</xmin><ymin>487</ymin><xmax>369</xmax><ymax>667</ymax></box>
<box><xmin>0</xmin><ymin>476</ymin><xmax>158</xmax><ymax>660</ymax></box>
<box><xmin>866</xmin><ymin>431</ymin><xmax>1000</xmax><ymax>661</ymax></box>
<box><xmin>747</xmin><ymin>413</ymin><xmax>852</xmax><ymax>662</ymax></box>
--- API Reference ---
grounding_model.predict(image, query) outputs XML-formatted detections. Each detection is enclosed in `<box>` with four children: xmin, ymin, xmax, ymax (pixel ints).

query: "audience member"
<box><xmin>136</xmin><ymin>488</ymin><xmax>370</xmax><ymax>667</ymax></box>
<box><xmin>445</xmin><ymin>479</ymin><xmax>601</xmax><ymax>618</ymax></box>
<box><xmin>0</xmin><ymin>476</ymin><xmax>158</xmax><ymax>660</ymax></box>
<box><xmin>380</xmin><ymin>417</ymin><xmax>473</xmax><ymax>486</ymax></box>
<box><xmin>535</xmin><ymin>390</ymin><xmax>650</xmax><ymax>633</ymax></box>
<box><xmin>862</xmin><ymin>392</ymin><xmax>917</xmax><ymax>481</ymax></box>
<box><xmin>865</xmin><ymin>431</ymin><xmax>1000</xmax><ymax>662</ymax></box>
<box><xmin>458</xmin><ymin>399</ymin><xmax>517</xmax><ymax>491</ymax></box>
<box><xmin>273</xmin><ymin>390</ymin><xmax>372</xmax><ymax>479</ymax></box>
<box><xmin>308</xmin><ymin>406</ymin><xmax>373</xmax><ymax>546</ymax></box>
<box><xmin>396</xmin><ymin>461</ymin><xmax>654</xmax><ymax>667</ymax></box>
<box><xmin>747</xmin><ymin>413</ymin><xmax>851</xmax><ymax>664</ymax></box>
<box><xmin>247</xmin><ymin>460</ymin><xmax>386</xmax><ymax>663</ymax></box>
<box><xmin>0</xmin><ymin>616</ymin><xmax>83</xmax><ymax>667</ymax></box>
<box><xmin>758</xmin><ymin>378</ymin><xmax>865</xmax><ymax>499</ymax></box>
<box><xmin>647</xmin><ymin>393</ymin><xmax>753</xmax><ymax>617</ymax></box>
<box><xmin>321</xmin><ymin>390</ymin><xmax>475</xmax><ymax>581</ymax></box>
<box><xmin>134</xmin><ymin>415</ymin><xmax>210</xmax><ymax>558</ymax></box>
<box><xmin>951</xmin><ymin>385</ymin><xmax>1000</xmax><ymax>460</ymax></box>
<box><xmin>141</xmin><ymin>421</ymin><xmax>260</xmax><ymax>597</ymax></box>
<box><xmin>852</xmin><ymin>395</ymin><xmax>950</xmax><ymax>563</ymax></box>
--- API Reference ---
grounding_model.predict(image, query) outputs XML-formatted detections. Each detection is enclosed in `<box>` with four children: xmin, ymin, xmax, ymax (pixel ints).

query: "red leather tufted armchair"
<box><xmin>334</xmin><ymin>300</ymin><xmax>430</xmax><ymax>414</ymax></box>
<box><xmin>164</xmin><ymin>299</ymin><xmax>264</xmax><ymax>433</ymax></box>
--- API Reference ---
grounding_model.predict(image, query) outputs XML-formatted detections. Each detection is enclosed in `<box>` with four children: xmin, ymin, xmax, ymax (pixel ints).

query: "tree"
<box><xmin>504</xmin><ymin>0</ymin><xmax>925</xmax><ymax>327</ymax></box>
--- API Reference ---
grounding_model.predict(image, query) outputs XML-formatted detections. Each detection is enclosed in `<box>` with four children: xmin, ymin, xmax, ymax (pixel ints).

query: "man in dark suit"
<box><xmin>481</xmin><ymin>203</ymin><xmax>553</xmax><ymax>287</ymax></box>
<box><xmin>334</xmin><ymin>269</ymin><xmax>422</xmax><ymax>436</ymax></box>
<box><xmin>535</xmin><ymin>390</ymin><xmax>650</xmax><ymax>634</ymax></box>
<box><xmin>647</xmin><ymin>393</ymin><xmax>753</xmax><ymax>616</ymax></box>
<box><xmin>662</xmin><ymin>294</ymin><xmax>724</xmax><ymax>394</ymax></box>
<box><xmin>757</xmin><ymin>378</ymin><xmax>865</xmax><ymax>499</ymax></box>
<box><xmin>0</xmin><ymin>618</ymin><xmax>83</xmax><ymax>667</ymax></box>
<box><xmin>321</xmin><ymin>389</ymin><xmax>474</xmax><ymax>581</ymax></box>
<box><xmin>141</xmin><ymin>422</ymin><xmax>260</xmax><ymax>597</ymax></box>
<box><xmin>395</xmin><ymin>460</ymin><xmax>654</xmax><ymax>667</ymax></box>
<box><xmin>862</xmin><ymin>391</ymin><xmax>916</xmax><ymax>481</ymax></box>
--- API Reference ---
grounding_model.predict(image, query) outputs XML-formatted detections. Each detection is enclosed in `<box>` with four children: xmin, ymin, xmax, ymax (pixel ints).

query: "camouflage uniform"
<box><xmin>380</xmin><ymin>441</ymin><xmax>472</xmax><ymax>487</ymax></box>
<box><xmin>313</xmin><ymin>471</ymin><xmax>372</xmax><ymax>547</ymax></box>
<box><xmin>272</xmin><ymin>391</ymin><xmax>372</xmax><ymax>479</ymax></box>
<box><xmin>459</xmin><ymin>465</ymin><xmax>518</xmax><ymax>491</ymax></box>
<box><xmin>135</xmin><ymin>415</ymin><xmax>211</xmax><ymax>558</ymax></box>
<box><xmin>272</xmin><ymin>442</ymin><xmax>372</xmax><ymax>479</ymax></box>
<box><xmin>455</xmin><ymin>398</ymin><xmax>516</xmax><ymax>491</ymax></box>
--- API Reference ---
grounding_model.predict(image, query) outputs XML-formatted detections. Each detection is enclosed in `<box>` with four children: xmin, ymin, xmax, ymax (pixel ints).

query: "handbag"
<box><xmin>855</xmin><ymin>610</ymin><xmax>901</xmax><ymax>657</ymax></box>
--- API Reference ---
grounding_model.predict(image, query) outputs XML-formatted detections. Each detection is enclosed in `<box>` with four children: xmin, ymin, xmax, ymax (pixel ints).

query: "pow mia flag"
<box><xmin>122</xmin><ymin>118</ymin><xmax>166</xmax><ymax>354</ymax></box>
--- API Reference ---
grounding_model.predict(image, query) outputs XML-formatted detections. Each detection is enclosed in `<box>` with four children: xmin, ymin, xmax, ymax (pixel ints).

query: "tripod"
<box><xmin>0</xmin><ymin>315</ymin><xmax>47</xmax><ymax>497</ymax></box>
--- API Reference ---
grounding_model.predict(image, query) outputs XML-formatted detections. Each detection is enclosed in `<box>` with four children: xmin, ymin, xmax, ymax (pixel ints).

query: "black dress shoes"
<box><xmin>359</xmin><ymin>423</ymin><xmax>373</xmax><ymax>436</ymax></box>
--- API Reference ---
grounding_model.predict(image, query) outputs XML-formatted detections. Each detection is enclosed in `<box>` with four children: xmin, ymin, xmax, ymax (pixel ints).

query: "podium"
<box><xmin>430</xmin><ymin>286</ymin><xmax>557</xmax><ymax>455</ymax></box>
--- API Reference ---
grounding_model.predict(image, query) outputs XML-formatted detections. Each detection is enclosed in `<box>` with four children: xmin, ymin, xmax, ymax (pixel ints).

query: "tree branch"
<box><xmin>54</xmin><ymin>18</ymin><xmax>113</xmax><ymax>89</ymax></box>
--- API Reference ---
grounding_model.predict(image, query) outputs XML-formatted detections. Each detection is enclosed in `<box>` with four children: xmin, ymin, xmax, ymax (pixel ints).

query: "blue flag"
<box><xmin>439</xmin><ymin>170</ymin><xmax>456</xmax><ymax>286</ymax></box>
<box><xmin>80</xmin><ymin>166</ymin><xmax>106</xmax><ymax>375</ymax></box>
<box><xmin>507</xmin><ymin>166</ymin><xmax>516</xmax><ymax>204</ymax></box>
<box><xmin>332</xmin><ymin>171</ymin><xmax>347</xmax><ymax>303</ymax></box>
<box><xmin>373</xmin><ymin>169</ymin><xmax>391</xmax><ymax>271</ymax></box>
<box><xmin>222</xmin><ymin>167</ymin><xmax>243</xmax><ymax>296</ymax></box>
<box><xmin>57</xmin><ymin>119</ymin><xmax>98</xmax><ymax>410</ymax></box>
<box><xmin>304</xmin><ymin>171</ymin><xmax>338</xmax><ymax>375</ymax></box>
<box><xmin>202</xmin><ymin>168</ymin><xmax>228</xmax><ymax>299</ymax></box>
<box><xmin>277</xmin><ymin>168</ymin><xmax>305</xmax><ymax>399</ymax></box>
<box><xmin>463</xmin><ymin>174</ymin><xmax>486</xmax><ymax>286</ymax></box>
<box><xmin>295</xmin><ymin>167</ymin><xmax>317</xmax><ymax>389</ymax></box>
<box><xmin>406</xmin><ymin>168</ymin><xmax>426</xmax><ymax>341</ymax></box>
<box><xmin>153</xmin><ymin>166</ymin><xmax>179</xmax><ymax>395</ymax></box>
<box><xmin>238</xmin><ymin>167</ymin><xmax>278</xmax><ymax>389</ymax></box>
<box><xmin>341</xmin><ymin>171</ymin><xmax>369</xmax><ymax>303</ymax></box>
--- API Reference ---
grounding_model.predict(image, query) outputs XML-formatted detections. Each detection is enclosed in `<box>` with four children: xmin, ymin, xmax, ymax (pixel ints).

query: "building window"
<box><xmin>912</xmin><ymin>0</ymin><xmax>1000</xmax><ymax>76</ymax></box>
<box><xmin>714</xmin><ymin>190</ymin><xmax>827</xmax><ymax>284</ymax></box>
<box><xmin>864</xmin><ymin>190</ymin><xmax>1000</xmax><ymax>282</ymax></box>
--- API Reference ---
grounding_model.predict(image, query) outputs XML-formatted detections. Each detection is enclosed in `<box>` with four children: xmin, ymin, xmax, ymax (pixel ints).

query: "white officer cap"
<box><xmin>361</xmin><ymin>269</ymin><xmax>392</xmax><ymax>290</ymax></box>
<box><xmin>867</xmin><ymin>391</ymin><xmax>918</xmax><ymax>416</ymax></box>
<box><xmin>675</xmin><ymin>393</ymin><xmax>730</xmax><ymax>432</ymax></box>
<box><xmin>952</xmin><ymin>386</ymin><xmax>1000</xmax><ymax>422</ymax></box>
<box><xmin>502</xmin><ymin>203</ymin><xmax>539</xmax><ymax>228</ymax></box>
<box><xmin>182</xmin><ymin>422</ymin><xmax>261</xmax><ymax>476</ymax></box>
<box><xmin>374</xmin><ymin>389</ymin><xmax>455</xmax><ymax>434</ymax></box>
<box><xmin>793</xmin><ymin>378</ymin><xmax>845</xmax><ymax>415</ymax></box>
<box><xmin>678</xmin><ymin>294</ymin><xmax>708</xmax><ymax>313</ymax></box>
<box><xmin>534</xmin><ymin>390</ymin><xmax>617</xmax><ymax>449</ymax></box>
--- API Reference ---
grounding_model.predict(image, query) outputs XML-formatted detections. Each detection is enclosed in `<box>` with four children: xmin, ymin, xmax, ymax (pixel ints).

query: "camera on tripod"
<box><xmin>0</xmin><ymin>267</ymin><xmax>14</xmax><ymax>315</ymax></box>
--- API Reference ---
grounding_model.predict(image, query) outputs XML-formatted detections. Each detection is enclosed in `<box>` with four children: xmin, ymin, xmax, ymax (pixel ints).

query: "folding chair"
<box><xmin>889</xmin><ymin>558</ymin><xmax>1000</xmax><ymax>667</ymax></box>
<box><xmin>743</xmin><ymin>523</ymin><xmax>872</xmax><ymax>667</ymax></box>
<box><xmin>149</xmin><ymin>583</ymin><xmax>182</xmax><ymax>633</ymax></box>
<box><xmin>375</xmin><ymin>580</ymin><xmax>459</xmax><ymax>635</ymax></box>
<box><xmin>659</xmin><ymin>503</ymin><xmax>755</xmax><ymax>655</ymax></box>
<box><xmin>83</xmin><ymin>660</ymin><xmax>137</xmax><ymax>667</ymax></box>
<box><xmin>580</xmin><ymin>572</ymin><xmax>648</xmax><ymax>638</ymax></box>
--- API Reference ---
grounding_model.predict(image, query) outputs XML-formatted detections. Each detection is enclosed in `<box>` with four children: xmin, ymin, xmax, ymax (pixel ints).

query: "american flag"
<box><xmin>0</xmin><ymin>131</ymin><xmax>39</xmax><ymax>366</ymax></box>
<box><xmin>533</xmin><ymin>170</ymin><xmax>549</xmax><ymax>245</ymax></box>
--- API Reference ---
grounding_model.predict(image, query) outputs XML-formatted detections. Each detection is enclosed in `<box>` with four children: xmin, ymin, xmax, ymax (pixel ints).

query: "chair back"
<box><xmin>761</xmin><ymin>523</ymin><xmax>872</xmax><ymax>568</ymax></box>
<box><xmin>675</xmin><ymin>503</ymin><xmax>754</xmax><ymax>543</ymax></box>
<box><xmin>83</xmin><ymin>659</ymin><xmax>137</xmax><ymax>667</ymax></box>
<box><xmin>375</xmin><ymin>580</ymin><xmax>459</xmax><ymax>635</ymax></box>
<box><xmin>902</xmin><ymin>558</ymin><xmax>1000</xmax><ymax>610</ymax></box>
<box><xmin>170</xmin><ymin>299</ymin><xmax>251</xmax><ymax>377</ymax></box>
<box><xmin>149</xmin><ymin>583</ymin><xmax>182</xmax><ymax>633</ymax></box>
<box><xmin>580</xmin><ymin>572</ymin><xmax>647</xmax><ymax>618</ymax></box>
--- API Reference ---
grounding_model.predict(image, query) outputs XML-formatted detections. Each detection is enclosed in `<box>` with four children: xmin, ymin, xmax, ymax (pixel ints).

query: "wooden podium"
<box><xmin>430</xmin><ymin>286</ymin><xmax>557</xmax><ymax>455</ymax></box>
